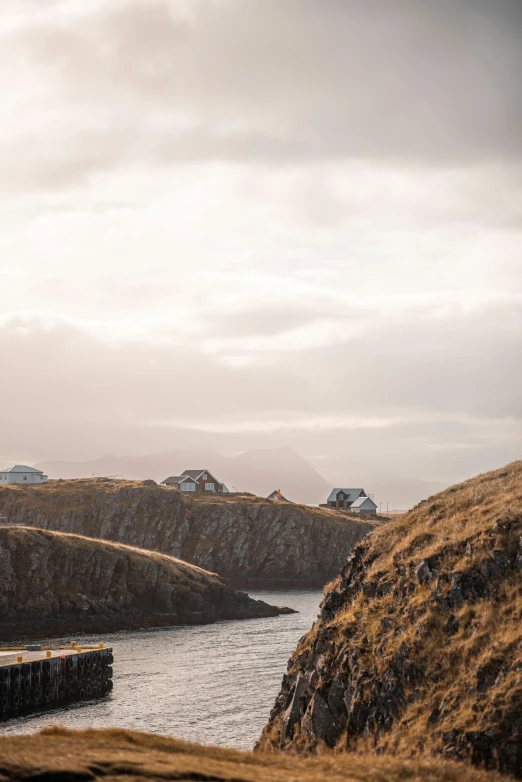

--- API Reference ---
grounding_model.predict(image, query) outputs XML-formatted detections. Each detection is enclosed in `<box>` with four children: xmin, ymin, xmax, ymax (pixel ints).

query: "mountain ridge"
<box><xmin>35</xmin><ymin>446</ymin><xmax>332</xmax><ymax>505</ymax></box>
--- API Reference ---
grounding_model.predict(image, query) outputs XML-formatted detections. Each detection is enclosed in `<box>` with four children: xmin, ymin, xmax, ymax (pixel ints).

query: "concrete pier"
<box><xmin>0</xmin><ymin>644</ymin><xmax>113</xmax><ymax>721</ymax></box>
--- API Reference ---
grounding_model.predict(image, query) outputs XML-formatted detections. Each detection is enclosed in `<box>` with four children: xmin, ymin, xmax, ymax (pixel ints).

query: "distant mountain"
<box><xmin>35</xmin><ymin>446</ymin><xmax>332</xmax><ymax>505</ymax></box>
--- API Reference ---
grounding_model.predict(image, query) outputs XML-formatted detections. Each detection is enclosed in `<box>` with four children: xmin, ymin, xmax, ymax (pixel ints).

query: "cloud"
<box><xmin>1</xmin><ymin>0</ymin><xmax>521</xmax><ymax>192</ymax></box>
<box><xmin>1</xmin><ymin>1</ymin><xmax>521</xmax><ymax>506</ymax></box>
<box><xmin>1</xmin><ymin>298</ymin><xmax>520</xmax><ymax>431</ymax></box>
<box><xmin>1</xmin><ymin>307</ymin><xmax>521</xmax><ymax>501</ymax></box>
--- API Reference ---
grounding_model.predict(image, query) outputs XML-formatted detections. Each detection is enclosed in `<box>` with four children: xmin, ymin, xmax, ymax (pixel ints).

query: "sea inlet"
<box><xmin>0</xmin><ymin>590</ymin><xmax>321</xmax><ymax>749</ymax></box>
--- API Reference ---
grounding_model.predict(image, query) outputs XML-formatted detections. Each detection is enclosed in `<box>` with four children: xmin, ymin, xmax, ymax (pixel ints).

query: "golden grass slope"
<box><xmin>0</xmin><ymin>727</ymin><xmax>510</xmax><ymax>782</ymax></box>
<box><xmin>259</xmin><ymin>461</ymin><xmax>522</xmax><ymax>777</ymax></box>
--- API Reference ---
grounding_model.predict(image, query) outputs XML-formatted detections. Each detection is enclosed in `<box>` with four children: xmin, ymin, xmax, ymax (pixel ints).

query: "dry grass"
<box><xmin>0</xmin><ymin>477</ymin><xmax>384</xmax><ymax>531</ymax></box>
<box><xmin>366</xmin><ymin>461</ymin><xmax>522</xmax><ymax>573</ymax></box>
<box><xmin>0</xmin><ymin>727</ymin><xmax>510</xmax><ymax>781</ymax></box>
<box><xmin>0</xmin><ymin>524</ymin><xmax>219</xmax><ymax>583</ymax></box>
<box><xmin>259</xmin><ymin>460</ymin><xmax>522</xmax><ymax>774</ymax></box>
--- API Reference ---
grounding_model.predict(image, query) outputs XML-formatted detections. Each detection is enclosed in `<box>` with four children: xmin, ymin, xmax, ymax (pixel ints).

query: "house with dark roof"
<box><xmin>267</xmin><ymin>489</ymin><xmax>293</xmax><ymax>503</ymax></box>
<box><xmin>161</xmin><ymin>469</ymin><xmax>228</xmax><ymax>495</ymax></box>
<box><xmin>0</xmin><ymin>465</ymin><xmax>48</xmax><ymax>485</ymax></box>
<box><xmin>326</xmin><ymin>487</ymin><xmax>377</xmax><ymax>514</ymax></box>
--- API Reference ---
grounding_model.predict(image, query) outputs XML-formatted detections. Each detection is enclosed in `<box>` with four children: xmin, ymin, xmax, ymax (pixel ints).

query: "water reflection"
<box><xmin>0</xmin><ymin>590</ymin><xmax>321</xmax><ymax>749</ymax></box>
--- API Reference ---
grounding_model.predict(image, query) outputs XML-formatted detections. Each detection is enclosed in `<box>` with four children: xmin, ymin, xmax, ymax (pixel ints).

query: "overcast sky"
<box><xmin>1</xmin><ymin>0</ymin><xmax>521</xmax><ymax>501</ymax></box>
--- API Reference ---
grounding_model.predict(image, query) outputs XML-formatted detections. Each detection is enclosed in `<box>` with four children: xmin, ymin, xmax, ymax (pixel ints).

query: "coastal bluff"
<box><xmin>0</xmin><ymin>526</ymin><xmax>290</xmax><ymax>641</ymax></box>
<box><xmin>258</xmin><ymin>461</ymin><xmax>522</xmax><ymax>778</ymax></box>
<box><xmin>0</xmin><ymin>479</ymin><xmax>382</xmax><ymax>587</ymax></box>
<box><xmin>0</xmin><ymin>727</ymin><xmax>507</xmax><ymax>782</ymax></box>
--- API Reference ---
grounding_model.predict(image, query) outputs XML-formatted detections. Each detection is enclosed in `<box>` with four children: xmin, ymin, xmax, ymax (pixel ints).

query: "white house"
<box><xmin>0</xmin><ymin>465</ymin><xmax>48</xmax><ymax>485</ymax></box>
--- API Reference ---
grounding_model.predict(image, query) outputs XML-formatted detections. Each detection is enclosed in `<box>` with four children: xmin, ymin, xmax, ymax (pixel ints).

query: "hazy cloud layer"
<box><xmin>1</xmin><ymin>0</ymin><xmax>522</xmax><ymax>192</ymax></box>
<box><xmin>0</xmin><ymin>1</ymin><xmax>521</xmax><ymax>504</ymax></box>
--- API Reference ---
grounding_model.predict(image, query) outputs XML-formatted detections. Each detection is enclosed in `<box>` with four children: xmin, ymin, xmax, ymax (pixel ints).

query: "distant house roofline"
<box><xmin>350</xmin><ymin>496</ymin><xmax>377</xmax><ymax>508</ymax></box>
<box><xmin>326</xmin><ymin>488</ymin><xmax>366</xmax><ymax>504</ymax></box>
<box><xmin>267</xmin><ymin>489</ymin><xmax>292</xmax><ymax>502</ymax></box>
<box><xmin>162</xmin><ymin>470</ymin><xmax>224</xmax><ymax>489</ymax></box>
<box><xmin>0</xmin><ymin>465</ymin><xmax>44</xmax><ymax>474</ymax></box>
<box><xmin>182</xmin><ymin>469</ymin><xmax>219</xmax><ymax>482</ymax></box>
<box><xmin>162</xmin><ymin>475</ymin><xmax>198</xmax><ymax>485</ymax></box>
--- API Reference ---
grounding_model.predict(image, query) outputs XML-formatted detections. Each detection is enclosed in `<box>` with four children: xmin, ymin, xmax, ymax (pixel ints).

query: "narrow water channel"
<box><xmin>0</xmin><ymin>590</ymin><xmax>322</xmax><ymax>749</ymax></box>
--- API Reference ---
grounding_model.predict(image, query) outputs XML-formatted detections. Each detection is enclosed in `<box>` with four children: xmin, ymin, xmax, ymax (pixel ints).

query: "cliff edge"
<box><xmin>0</xmin><ymin>479</ymin><xmax>382</xmax><ymax>587</ymax></box>
<box><xmin>258</xmin><ymin>461</ymin><xmax>522</xmax><ymax>779</ymax></box>
<box><xmin>0</xmin><ymin>727</ymin><xmax>507</xmax><ymax>782</ymax></box>
<box><xmin>0</xmin><ymin>526</ymin><xmax>290</xmax><ymax>641</ymax></box>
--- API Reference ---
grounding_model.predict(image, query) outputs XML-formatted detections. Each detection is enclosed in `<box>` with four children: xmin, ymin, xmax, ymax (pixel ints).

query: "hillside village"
<box><xmin>1</xmin><ymin>462</ymin><xmax>380</xmax><ymax>516</ymax></box>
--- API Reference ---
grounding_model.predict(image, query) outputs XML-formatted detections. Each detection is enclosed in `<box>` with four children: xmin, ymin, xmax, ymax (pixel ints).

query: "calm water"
<box><xmin>0</xmin><ymin>590</ymin><xmax>321</xmax><ymax>749</ymax></box>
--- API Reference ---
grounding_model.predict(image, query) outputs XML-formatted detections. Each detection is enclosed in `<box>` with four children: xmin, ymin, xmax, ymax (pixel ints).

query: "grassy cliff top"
<box><xmin>0</xmin><ymin>524</ymin><xmax>218</xmax><ymax>583</ymax></box>
<box><xmin>0</xmin><ymin>476</ymin><xmax>384</xmax><ymax>526</ymax></box>
<box><xmin>0</xmin><ymin>727</ymin><xmax>508</xmax><ymax>782</ymax></box>
<box><xmin>259</xmin><ymin>460</ymin><xmax>522</xmax><ymax>776</ymax></box>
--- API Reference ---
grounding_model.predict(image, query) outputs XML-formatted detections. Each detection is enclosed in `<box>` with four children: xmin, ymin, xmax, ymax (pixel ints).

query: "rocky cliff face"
<box><xmin>258</xmin><ymin>461</ymin><xmax>522</xmax><ymax>779</ymax></box>
<box><xmin>0</xmin><ymin>480</ymin><xmax>380</xmax><ymax>587</ymax></box>
<box><xmin>0</xmin><ymin>526</ymin><xmax>290</xmax><ymax>641</ymax></box>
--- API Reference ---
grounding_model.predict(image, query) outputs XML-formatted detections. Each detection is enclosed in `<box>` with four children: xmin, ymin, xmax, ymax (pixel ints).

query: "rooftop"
<box><xmin>327</xmin><ymin>488</ymin><xmax>366</xmax><ymax>503</ymax></box>
<box><xmin>0</xmin><ymin>465</ymin><xmax>44</xmax><ymax>474</ymax></box>
<box><xmin>350</xmin><ymin>496</ymin><xmax>376</xmax><ymax>507</ymax></box>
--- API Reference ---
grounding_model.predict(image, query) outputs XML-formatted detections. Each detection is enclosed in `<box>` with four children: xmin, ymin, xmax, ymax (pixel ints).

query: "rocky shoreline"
<box><xmin>0</xmin><ymin>526</ymin><xmax>295</xmax><ymax>641</ymax></box>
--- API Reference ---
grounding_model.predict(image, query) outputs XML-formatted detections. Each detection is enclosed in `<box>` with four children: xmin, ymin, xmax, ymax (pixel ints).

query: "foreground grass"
<box><xmin>0</xmin><ymin>727</ymin><xmax>511</xmax><ymax>781</ymax></box>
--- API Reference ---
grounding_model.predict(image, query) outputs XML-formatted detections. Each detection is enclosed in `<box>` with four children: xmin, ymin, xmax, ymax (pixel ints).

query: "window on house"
<box><xmin>180</xmin><ymin>482</ymin><xmax>195</xmax><ymax>491</ymax></box>
<box><xmin>23</xmin><ymin>476</ymin><xmax>27</xmax><ymax>480</ymax></box>
<box><xmin>202</xmin><ymin>473</ymin><xmax>207</xmax><ymax>480</ymax></box>
<box><xmin>205</xmin><ymin>482</ymin><xmax>215</xmax><ymax>491</ymax></box>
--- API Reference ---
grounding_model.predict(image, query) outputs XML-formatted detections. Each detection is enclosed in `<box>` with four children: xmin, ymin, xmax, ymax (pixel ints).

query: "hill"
<box><xmin>34</xmin><ymin>445</ymin><xmax>332</xmax><ymax>505</ymax></box>
<box><xmin>0</xmin><ymin>727</ymin><xmax>507</xmax><ymax>782</ymax></box>
<box><xmin>0</xmin><ymin>526</ymin><xmax>290</xmax><ymax>641</ymax></box>
<box><xmin>0</xmin><ymin>479</ymin><xmax>382</xmax><ymax>587</ymax></box>
<box><xmin>258</xmin><ymin>461</ymin><xmax>522</xmax><ymax>779</ymax></box>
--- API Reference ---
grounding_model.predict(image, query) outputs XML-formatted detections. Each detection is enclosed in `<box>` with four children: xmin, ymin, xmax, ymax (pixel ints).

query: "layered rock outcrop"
<box><xmin>0</xmin><ymin>526</ymin><xmax>290</xmax><ymax>640</ymax></box>
<box><xmin>258</xmin><ymin>461</ymin><xmax>522</xmax><ymax>779</ymax></box>
<box><xmin>0</xmin><ymin>480</ymin><xmax>381</xmax><ymax>587</ymax></box>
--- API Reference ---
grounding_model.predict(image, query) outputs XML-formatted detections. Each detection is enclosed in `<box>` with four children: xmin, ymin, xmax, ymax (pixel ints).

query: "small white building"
<box><xmin>0</xmin><ymin>465</ymin><xmax>48</xmax><ymax>485</ymax></box>
<box><xmin>349</xmin><ymin>496</ymin><xmax>378</xmax><ymax>514</ymax></box>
